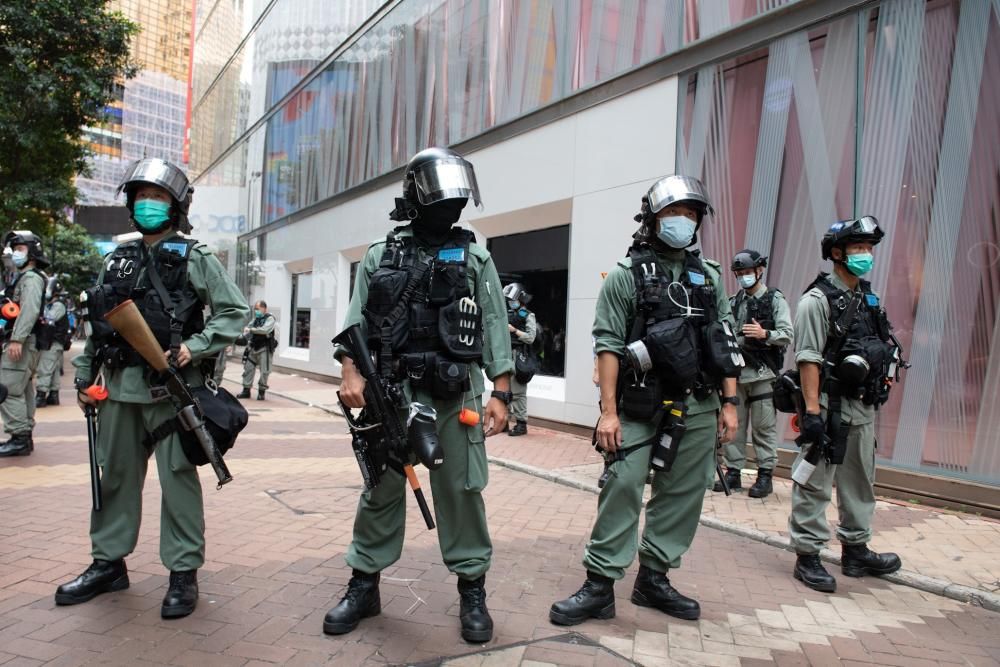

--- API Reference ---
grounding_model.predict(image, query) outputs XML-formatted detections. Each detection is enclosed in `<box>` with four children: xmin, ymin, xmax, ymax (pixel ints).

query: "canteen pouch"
<box><xmin>643</xmin><ymin>317</ymin><xmax>700</xmax><ymax>390</ymax></box>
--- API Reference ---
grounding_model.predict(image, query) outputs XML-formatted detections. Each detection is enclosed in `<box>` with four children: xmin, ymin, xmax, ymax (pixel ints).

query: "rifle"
<box><xmin>84</xmin><ymin>405</ymin><xmax>103</xmax><ymax>511</ymax></box>
<box><xmin>104</xmin><ymin>300</ymin><xmax>233</xmax><ymax>488</ymax></box>
<box><xmin>333</xmin><ymin>323</ymin><xmax>442</xmax><ymax>530</ymax></box>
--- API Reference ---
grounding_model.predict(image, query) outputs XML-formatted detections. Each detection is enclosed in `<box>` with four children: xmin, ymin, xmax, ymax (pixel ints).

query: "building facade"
<box><xmin>190</xmin><ymin>0</ymin><xmax>1000</xmax><ymax>491</ymax></box>
<box><xmin>76</xmin><ymin>0</ymin><xmax>194</xmax><ymax>205</ymax></box>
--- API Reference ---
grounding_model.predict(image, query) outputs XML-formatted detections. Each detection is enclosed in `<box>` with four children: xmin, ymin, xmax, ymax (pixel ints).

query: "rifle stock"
<box><xmin>105</xmin><ymin>300</ymin><xmax>169</xmax><ymax>372</ymax></box>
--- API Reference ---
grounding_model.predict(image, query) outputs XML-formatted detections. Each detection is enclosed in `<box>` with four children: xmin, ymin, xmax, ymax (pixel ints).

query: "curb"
<box><xmin>486</xmin><ymin>456</ymin><xmax>1000</xmax><ymax>614</ymax></box>
<box><xmin>251</xmin><ymin>382</ymin><xmax>1000</xmax><ymax>614</ymax></box>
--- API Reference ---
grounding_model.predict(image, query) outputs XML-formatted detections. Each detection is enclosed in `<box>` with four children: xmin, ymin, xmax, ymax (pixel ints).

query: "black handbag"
<box><xmin>514</xmin><ymin>347</ymin><xmax>538</xmax><ymax>384</ymax></box>
<box><xmin>179</xmin><ymin>384</ymin><xmax>248</xmax><ymax>466</ymax></box>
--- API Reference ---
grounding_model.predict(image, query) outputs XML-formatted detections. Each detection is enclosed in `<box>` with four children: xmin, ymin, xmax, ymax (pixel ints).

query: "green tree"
<box><xmin>0</xmin><ymin>1</ymin><xmax>137</xmax><ymax>236</ymax></box>
<box><xmin>44</xmin><ymin>223</ymin><xmax>103</xmax><ymax>298</ymax></box>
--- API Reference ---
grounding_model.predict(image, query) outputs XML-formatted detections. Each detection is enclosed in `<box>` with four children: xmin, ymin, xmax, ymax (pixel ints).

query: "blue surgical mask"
<box><xmin>254</xmin><ymin>309</ymin><xmax>262</xmax><ymax>318</ymax></box>
<box><xmin>846</xmin><ymin>252</ymin><xmax>874</xmax><ymax>276</ymax></box>
<box><xmin>738</xmin><ymin>274</ymin><xmax>758</xmax><ymax>289</ymax></box>
<box><xmin>656</xmin><ymin>216</ymin><xmax>696</xmax><ymax>249</ymax></box>
<box><xmin>510</xmin><ymin>300</ymin><xmax>520</xmax><ymax>310</ymax></box>
<box><xmin>11</xmin><ymin>251</ymin><xmax>28</xmax><ymax>268</ymax></box>
<box><xmin>132</xmin><ymin>199</ymin><xmax>172</xmax><ymax>233</ymax></box>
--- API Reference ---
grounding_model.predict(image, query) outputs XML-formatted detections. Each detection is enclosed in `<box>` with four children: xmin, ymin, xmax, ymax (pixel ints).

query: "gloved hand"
<box><xmin>800</xmin><ymin>412</ymin><xmax>826</xmax><ymax>444</ymax></box>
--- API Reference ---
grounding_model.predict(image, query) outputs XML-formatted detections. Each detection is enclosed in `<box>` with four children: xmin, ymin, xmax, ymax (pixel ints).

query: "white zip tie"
<box><xmin>382</xmin><ymin>576</ymin><xmax>427</xmax><ymax>614</ymax></box>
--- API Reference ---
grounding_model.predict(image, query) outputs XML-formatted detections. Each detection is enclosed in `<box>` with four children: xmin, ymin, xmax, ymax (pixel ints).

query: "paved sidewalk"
<box><xmin>0</xmin><ymin>357</ymin><xmax>995</xmax><ymax>665</ymax></box>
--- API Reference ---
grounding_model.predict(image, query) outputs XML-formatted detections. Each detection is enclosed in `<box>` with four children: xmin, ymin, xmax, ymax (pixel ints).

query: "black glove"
<box><xmin>800</xmin><ymin>412</ymin><xmax>826</xmax><ymax>444</ymax></box>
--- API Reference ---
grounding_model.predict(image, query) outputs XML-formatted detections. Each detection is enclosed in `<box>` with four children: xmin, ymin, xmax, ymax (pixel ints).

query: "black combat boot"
<box><xmin>549</xmin><ymin>571</ymin><xmax>615</xmax><ymax>626</ymax></box>
<box><xmin>0</xmin><ymin>433</ymin><xmax>33</xmax><ymax>457</ymax></box>
<box><xmin>458</xmin><ymin>575</ymin><xmax>493</xmax><ymax>643</ymax></box>
<box><xmin>748</xmin><ymin>468</ymin><xmax>774</xmax><ymax>498</ymax></box>
<box><xmin>713</xmin><ymin>467</ymin><xmax>742</xmax><ymax>492</ymax></box>
<box><xmin>631</xmin><ymin>564</ymin><xmax>700</xmax><ymax>620</ymax></box>
<box><xmin>841</xmin><ymin>543</ymin><xmax>902</xmax><ymax>578</ymax></box>
<box><xmin>257</xmin><ymin>389</ymin><xmax>266</xmax><ymax>401</ymax></box>
<box><xmin>793</xmin><ymin>554</ymin><xmax>836</xmax><ymax>592</ymax></box>
<box><xmin>55</xmin><ymin>559</ymin><xmax>129</xmax><ymax>605</ymax></box>
<box><xmin>35</xmin><ymin>390</ymin><xmax>48</xmax><ymax>408</ymax></box>
<box><xmin>161</xmin><ymin>570</ymin><xmax>198</xmax><ymax>618</ymax></box>
<box><xmin>237</xmin><ymin>386</ymin><xmax>251</xmax><ymax>399</ymax></box>
<box><xmin>323</xmin><ymin>570</ymin><xmax>381</xmax><ymax>635</ymax></box>
<box><xmin>47</xmin><ymin>390</ymin><xmax>60</xmax><ymax>406</ymax></box>
<box><xmin>508</xmin><ymin>420</ymin><xmax>527</xmax><ymax>437</ymax></box>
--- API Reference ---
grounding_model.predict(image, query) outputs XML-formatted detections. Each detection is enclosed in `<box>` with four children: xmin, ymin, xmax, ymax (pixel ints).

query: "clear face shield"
<box><xmin>411</xmin><ymin>157</ymin><xmax>483</xmax><ymax>209</ymax></box>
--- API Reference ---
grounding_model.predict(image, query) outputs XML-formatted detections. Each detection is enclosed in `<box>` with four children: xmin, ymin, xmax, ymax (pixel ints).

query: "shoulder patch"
<box><xmin>702</xmin><ymin>258</ymin><xmax>722</xmax><ymax>271</ymax></box>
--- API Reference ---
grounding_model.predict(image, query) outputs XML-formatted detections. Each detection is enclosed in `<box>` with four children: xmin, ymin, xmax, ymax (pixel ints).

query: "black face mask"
<box><xmin>413</xmin><ymin>198</ymin><xmax>467</xmax><ymax>241</ymax></box>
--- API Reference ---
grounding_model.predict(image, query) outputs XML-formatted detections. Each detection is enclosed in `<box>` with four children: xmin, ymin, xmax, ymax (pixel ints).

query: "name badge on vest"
<box><xmin>437</xmin><ymin>247</ymin><xmax>465</xmax><ymax>263</ymax></box>
<box><xmin>865</xmin><ymin>293</ymin><xmax>879</xmax><ymax>307</ymax></box>
<box><xmin>161</xmin><ymin>242</ymin><xmax>190</xmax><ymax>258</ymax></box>
<box><xmin>688</xmin><ymin>271</ymin><xmax>706</xmax><ymax>286</ymax></box>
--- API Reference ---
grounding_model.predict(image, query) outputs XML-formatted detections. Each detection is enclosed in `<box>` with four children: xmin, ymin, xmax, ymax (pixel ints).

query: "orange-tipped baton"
<box><xmin>403</xmin><ymin>464</ymin><xmax>435</xmax><ymax>529</ymax></box>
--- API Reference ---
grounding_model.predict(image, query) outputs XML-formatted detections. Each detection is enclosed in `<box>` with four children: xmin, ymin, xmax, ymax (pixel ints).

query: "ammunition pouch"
<box><xmin>643</xmin><ymin>317</ymin><xmax>700</xmax><ymax>391</ymax></box>
<box><xmin>620</xmin><ymin>373</ymin><xmax>663</xmax><ymax>421</ymax></box>
<box><xmin>399</xmin><ymin>352</ymin><xmax>471</xmax><ymax>399</ymax></box>
<box><xmin>364</xmin><ymin>266</ymin><xmax>410</xmax><ymax>351</ymax></box>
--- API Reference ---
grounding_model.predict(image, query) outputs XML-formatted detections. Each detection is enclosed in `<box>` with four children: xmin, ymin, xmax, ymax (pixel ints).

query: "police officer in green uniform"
<box><xmin>325</xmin><ymin>147</ymin><xmax>513</xmax><ymax>644</ymax></box>
<box><xmin>789</xmin><ymin>216</ymin><xmax>902</xmax><ymax>592</ymax></box>
<box><xmin>237</xmin><ymin>300</ymin><xmax>275</xmax><ymax>400</ymax></box>
<box><xmin>550</xmin><ymin>175</ymin><xmax>741</xmax><ymax>625</ymax></box>
<box><xmin>504</xmin><ymin>282</ymin><xmax>536</xmax><ymax>436</ymax></box>
<box><xmin>714</xmin><ymin>250</ymin><xmax>792</xmax><ymax>497</ymax></box>
<box><xmin>0</xmin><ymin>231</ymin><xmax>49</xmax><ymax>456</ymax></box>
<box><xmin>35</xmin><ymin>277</ymin><xmax>71</xmax><ymax>408</ymax></box>
<box><xmin>56</xmin><ymin>158</ymin><xmax>249</xmax><ymax>617</ymax></box>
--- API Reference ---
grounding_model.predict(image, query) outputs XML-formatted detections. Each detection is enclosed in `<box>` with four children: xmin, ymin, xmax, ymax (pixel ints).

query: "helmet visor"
<box><xmin>647</xmin><ymin>175</ymin><xmax>714</xmax><ymax>216</ymax></box>
<box><xmin>412</xmin><ymin>157</ymin><xmax>482</xmax><ymax>207</ymax></box>
<box><xmin>115</xmin><ymin>159</ymin><xmax>190</xmax><ymax>203</ymax></box>
<box><xmin>854</xmin><ymin>216</ymin><xmax>879</xmax><ymax>235</ymax></box>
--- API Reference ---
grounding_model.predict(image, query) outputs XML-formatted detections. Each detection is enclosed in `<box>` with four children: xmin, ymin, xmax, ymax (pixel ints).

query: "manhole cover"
<box><xmin>408</xmin><ymin>632</ymin><xmax>637</xmax><ymax>666</ymax></box>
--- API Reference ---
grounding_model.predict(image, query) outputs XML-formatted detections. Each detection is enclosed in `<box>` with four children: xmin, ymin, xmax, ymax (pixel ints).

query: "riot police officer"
<box><xmin>238</xmin><ymin>300</ymin><xmax>275</xmax><ymax>400</ymax></box>
<box><xmin>0</xmin><ymin>231</ymin><xmax>49</xmax><ymax>456</ymax></box>
<box><xmin>58</xmin><ymin>158</ymin><xmax>249</xmax><ymax>617</ymax></box>
<box><xmin>326</xmin><ymin>147</ymin><xmax>513</xmax><ymax>644</ymax></box>
<box><xmin>504</xmin><ymin>282</ymin><xmax>537</xmax><ymax>436</ymax></box>
<box><xmin>714</xmin><ymin>249</ymin><xmax>792</xmax><ymax>497</ymax></box>
<box><xmin>550</xmin><ymin>175</ymin><xmax>741</xmax><ymax>625</ymax></box>
<box><xmin>789</xmin><ymin>216</ymin><xmax>903</xmax><ymax>592</ymax></box>
<box><xmin>35</xmin><ymin>277</ymin><xmax>72</xmax><ymax>408</ymax></box>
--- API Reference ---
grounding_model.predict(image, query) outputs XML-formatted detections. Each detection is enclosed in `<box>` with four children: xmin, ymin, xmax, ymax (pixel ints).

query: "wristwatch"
<box><xmin>721</xmin><ymin>396</ymin><xmax>740</xmax><ymax>407</ymax></box>
<box><xmin>491</xmin><ymin>390</ymin><xmax>513</xmax><ymax>405</ymax></box>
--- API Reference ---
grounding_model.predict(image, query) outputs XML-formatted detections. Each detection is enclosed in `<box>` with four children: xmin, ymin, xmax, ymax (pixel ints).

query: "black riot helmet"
<box><xmin>4</xmin><ymin>230</ymin><xmax>50</xmax><ymax>270</ymax></box>
<box><xmin>821</xmin><ymin>215</ymin><xmax>884</xmax><ymax>261</ymax></box>
<box><xmin>731</xmin><ymin>249</ymin><xmax>768</xmax><ymax>271</ymax></box>
<box><xmin>390</xmin><ymin>147</ymin><xmax>483</xmax><ymax>222</ymax></box>
<box><xmin>116</xmin><ymin>158</ymin><xmax>194</xmax><ymax>234</ymax></box>
<box><xmin>45</xmin><ymin>276</ymin><xmax>64</xmax><ymax>300</ymax></box>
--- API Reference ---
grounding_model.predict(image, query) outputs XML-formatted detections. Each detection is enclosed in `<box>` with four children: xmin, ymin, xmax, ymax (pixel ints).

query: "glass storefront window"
<box><xmin>677</xmin><ymin>0</ymin><xmax>1000</xmax><ymax>485</ymax></box>
<box><xmin>290</xmin><ymin>271</ymin><xmax>312</xmax><ymax>348</ymax></box>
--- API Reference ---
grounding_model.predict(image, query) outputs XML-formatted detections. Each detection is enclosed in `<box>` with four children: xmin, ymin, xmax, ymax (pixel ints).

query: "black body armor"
<box><xmin>507</xmin><ymin>306</ymin><xmax>529</xmax><ymax>347</ymax></box>
<box><xmin>249</xmin><ymin>314</ymin><xmax>275</xmax><ymax>350</ymax></box>
<box><xmin>3</xmin><ymin>269</ymin><xmax>47</xmax><ymax>342</ymax></box>
<box><xmin>83</xmin><ymin>239</ymin><xmax>204</xmax><ymax>369</ymax></box>
<box><xmin>731</xmin><ymin>288</ymin><xmax>785</xmax><ymax>373</ymax></box>
<box><xmin>361</xmin><ymin>228</ymin><xmax>483</xmax><ymax>398</ymax></box>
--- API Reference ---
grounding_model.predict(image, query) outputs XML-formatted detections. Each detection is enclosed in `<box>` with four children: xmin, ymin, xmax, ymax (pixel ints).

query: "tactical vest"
<box><xmin>5</xmin><ymin>269</ymin><xmax>47</xmax><ymax>338</ymax></box>
<box><xmin>507</xmin><ymin>305</ymin><xmax>530</xmax><ymax>347</ymax></box>
<box><xmin>362</xmin><ymin>228</ymin><xmax>483</xmax><ymax>394</ymax></box>
<box><xmin>808</xmin><ymin>273</ymin><xmax>892</xmax><ymax>405</ymax></box>
<box><xmin>46</xmin><ymin>301</ymin><xmax>72</xmax><ymax>346</ymax></box>
<box><xmin>731</xmin><ymin>287</ymin><xmax>784</xmax><ymax>373</ymax></box>
<box><xmin>250</xmin><ymin>314</ymin><xmax>275</xmax><ymax>350</ymax></box>
<box><xmin>85</xmin><ymin>238</ymin><xmax>205</xmax><ymax>368</ymax></box>
<box><xmin>626</xmin><ymin>247</ymin><xmax>721</xmax><ymax>400</ymax></box>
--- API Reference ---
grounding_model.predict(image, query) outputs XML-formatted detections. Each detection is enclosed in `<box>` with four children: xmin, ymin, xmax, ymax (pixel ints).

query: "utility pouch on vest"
<box><xmin>431</xmin><ymin>358</ymin><xmax>470</xmax><ymax>398</ymax></box>
<box><xmin>772</xmin><ymin>370</ymin><xmax>802</xmax><ymax>414</ymax></box>
<box><xmin>703</xmin><ymin>321</ymin><xmax>745</xmax><ymax>379</ymax></box>
<box><xmin>437</xmin><ymin>298</ymin><xmax>482</xmax><ymax>360</ymax></box>
<box><xmin>620</xmin><ymin>373</ymin><xmax>663</xmax><ymax>421</ymax></box>
<box><xmin>364</xmin><ymin>267</ymin><xmax>410</xmax><ymax>350</ymax></box>
<box><xmin>35</xmin><ymin>325</ymin><xmax>54</xmax><ymax>351</ymax></box>
<box><xmin>644</xmin><ymin>318</ymin><xmax>700</xmax><ymax>390</ymax></box>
